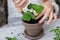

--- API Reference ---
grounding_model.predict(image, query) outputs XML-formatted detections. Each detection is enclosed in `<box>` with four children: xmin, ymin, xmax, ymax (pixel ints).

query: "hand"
<box><xmin>13</xmin><ymin>0</ymin><xmax>28</xmax><ymax>9</ymax></box>
<box><xmin>35</xmin><ymin>1</ymin><xmax>57</xmax><ymax>25</ymax></box>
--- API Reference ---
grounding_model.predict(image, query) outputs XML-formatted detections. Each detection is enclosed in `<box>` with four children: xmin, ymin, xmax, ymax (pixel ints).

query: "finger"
<box><xmin>13</xmin><ymin>0</ymin><xmax>22</xmax><ymax>8</ymax></box>
<box><xmin>14</xmin><ymin>0</ymin><xmax>28</xmax><ymax>8</ymax></box>
<box><xmin>39</xmin><ymin>8</ymin><xmax>51</xmax><ymax>24</ymax></box>
<box><xmin>21</xmin><ymin>0</ymin><xmax>28</xmax><ymax>8</ymax></box>
<box><xmin>47</xmin><ymin>11</ymin><xmax>53</xmax><ymax>25</ymax></box>
<box><xmin>13</xmin><ymin>0</ymin><xmax>17</xmax><ymax>2</ymax></box>
<box><xmin>13</xmin><ymin>0</ymin><xmax>22</xmax><ymax>4</ymax></box>
<box><xmin>15</xmin><ymin>0</ymin><xmax>28</xmax><ymax>8</ymax></box>
<box><xmin>53</xmin><ymin>14</ymin><xmax>57</xmax><ymax>22</ymax></box>
<box><xmin>17</xmin><ymin>0</ymin><xmax>28</xmax><ymax>7</ymax></box>
<box><xmin>35</xmin><ymin>7</ymin><xmax>47</xmax><ymax>19</ymax></box>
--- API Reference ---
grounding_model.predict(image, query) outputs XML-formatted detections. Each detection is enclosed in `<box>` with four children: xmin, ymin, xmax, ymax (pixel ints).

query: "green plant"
<box><xmin>50</xmin><ymin>26</ymin><xmax>60</xmax><ymax>40</ymax></box>
<box><xmin>28</xmin><ymin>3</ymin><xmax>44</xmax><ymax>14</ymax></box>
<box><xmin>5</xmin><ymin>37</ymin><xmax>17</xmax><ymax>40</ymax></box>
<box><xmin>22</xmin><ymin>11</ymin><xmax>35</xmax><ymax>22</ymax></box>
<box><xmin>22</xmin><ymin>3</ymin><xmax>44</xmax><ymax>22</ymax></box>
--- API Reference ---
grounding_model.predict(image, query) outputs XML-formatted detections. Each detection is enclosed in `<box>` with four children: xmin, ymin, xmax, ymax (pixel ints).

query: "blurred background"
<box><xmin>55</xmin><ymin>0</ymin><xmax>60</xmax><ymax>18</ymax></box>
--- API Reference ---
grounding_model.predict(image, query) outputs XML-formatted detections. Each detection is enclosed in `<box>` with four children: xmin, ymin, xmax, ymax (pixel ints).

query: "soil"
<box><xmin>23</xmin><ymin>16</ymin><xmax>43</xmax><ymax>24</ymax></box>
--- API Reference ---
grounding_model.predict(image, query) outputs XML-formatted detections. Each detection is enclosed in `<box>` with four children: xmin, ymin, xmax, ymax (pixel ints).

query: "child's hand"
<box><xmin>35</xmin><ymin>1</ymin><xmax>57</xmax><ymax>25</ymax></box>
<box><xmin>13</xmin><ymin>0</ymin><xmax>28</xmax><ymax>11</ymax></box>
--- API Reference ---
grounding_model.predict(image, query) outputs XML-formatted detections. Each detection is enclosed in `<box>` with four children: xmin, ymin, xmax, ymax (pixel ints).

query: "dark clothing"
<box><xmin>0</xmin><ymin>0</ymin><xmax>8</xmax><ymax>27</ymax></box>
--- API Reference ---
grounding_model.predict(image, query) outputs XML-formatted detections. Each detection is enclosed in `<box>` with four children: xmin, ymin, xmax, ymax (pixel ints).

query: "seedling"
<box><xmin>5</xmin><ymin>37</ymin><xmax>17</xmax><ymax>40</ymax></box>
<box><xmin>50</xmin><ymin>26</ymin><xmax>60</xmax><ymax>40</ymax></box>
<box><xmin>22</xmin><ymin>3</ymin><xmax>44</xmax><ymax>22</ymax></box>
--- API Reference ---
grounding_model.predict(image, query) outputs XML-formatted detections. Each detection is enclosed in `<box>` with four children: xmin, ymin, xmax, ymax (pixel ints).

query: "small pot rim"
<box><xmin>22</xmin><ymin>20</ymin><xmax>39</xmax><ymax>25</ymax></box>
<box><xmin>22</xmin><ymin>15</ymin><xmax>44</xmax><ymax>25</ymax></box>
<box><xmin>22</xmin><ymin>20</ymin><xmax>42</xmax><ymax>25</ymax></box>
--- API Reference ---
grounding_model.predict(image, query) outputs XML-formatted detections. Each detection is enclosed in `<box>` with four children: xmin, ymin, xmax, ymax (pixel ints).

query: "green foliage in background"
<box><xmin>50</xmin><ymin>26</ymin><xmax>60</xmax><ymax>40</ymax></box>
<box><xmin>6</xmin><ymin>37</ymin><xmax>17</xmax><ymax>40</ymax></box>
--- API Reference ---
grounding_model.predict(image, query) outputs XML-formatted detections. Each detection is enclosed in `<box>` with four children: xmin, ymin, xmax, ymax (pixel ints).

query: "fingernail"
<box><xmin>39</xmin><ymin>21</ymin><xmax>41</xmax><ymax>24</ymax></box>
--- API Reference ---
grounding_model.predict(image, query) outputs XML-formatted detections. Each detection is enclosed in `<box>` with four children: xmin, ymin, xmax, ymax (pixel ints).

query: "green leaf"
<box><xmin>28</xmin><ymin>3</ymin><xmax>33</xmax><ymax>9</ymax></box>
<box><xmin>31</xmin><ymin>14</ymin><xmax>35</xmax><ymax>19</ymax></box>
<box><xmin>27</xmin><ymin>11</ymin><xmax>35</xmax><ymax>19</ymax></box>
<box><xmin>50</xmin><ymin>29</ymin><xmax>55</xmax><ymax>32</ymax></box>
<box><xmin>54</xmin><ymin>37</ymin><xmax>60</xmax><ymax>40</ymax></box>
<box><xmin>32</xmin><ymin>4</ymin><xmax>44</xmax><ymax>14</ymax></box>
<box><xmin>6</xmin><ymin>37</ymin><xmax>17</xmax><ymax>40</ymax></box>
<box><xmin>22</xmin><ymin>12</ymin><xmax>31</xmax><ymax>22</ymax></box>
<box><xmin>28</xmin><ymin>3</ymin><xmax>44</xmax><ymax>14</ymax></box>
<box><xmin>22</xmin><ymin>11</ymin><xmax>35</xmax><ymax>22</ymax></box>
<box><xmin>12</xmin><ymin>37</ymin><xmax>17</xmax><ymax>40</ymax></box>
<box><xmin>22</xmin><ymin>11</ymin><xmax>32</xmax><ymax>22</ymax></box>
<box><xmin>50</xmin><ymin>26</ymin><xmax>60</xmax><ymax>40</ymax></box>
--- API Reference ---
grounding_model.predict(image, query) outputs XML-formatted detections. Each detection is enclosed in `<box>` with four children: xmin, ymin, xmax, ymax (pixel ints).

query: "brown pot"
<box><xmin>22</xmin><ymin>20</ymin><xmax>44</xmax><ymax>38</ymax></box>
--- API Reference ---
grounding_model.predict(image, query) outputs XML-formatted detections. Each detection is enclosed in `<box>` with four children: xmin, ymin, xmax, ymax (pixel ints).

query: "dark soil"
<box><xmin>23</xmin><ymin>16</ymin><xmax>43</xmax><ymax>24</ymax></box>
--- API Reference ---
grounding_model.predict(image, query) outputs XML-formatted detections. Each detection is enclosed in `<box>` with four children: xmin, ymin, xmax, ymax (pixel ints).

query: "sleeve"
<box><xmin>50</xmin><ymin>0</ymin><xmax>59</xmax><ymax>15</ymax></box>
